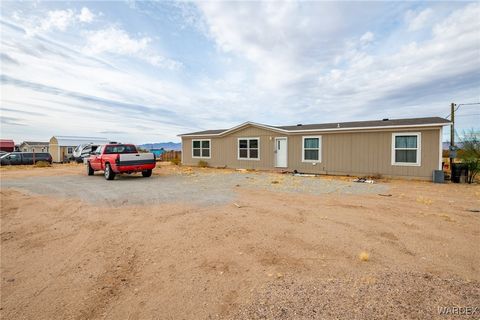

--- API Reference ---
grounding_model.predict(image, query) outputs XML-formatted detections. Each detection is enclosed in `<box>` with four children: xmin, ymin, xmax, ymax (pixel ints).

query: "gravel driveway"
<box><xmin>1</xmin><ymin>168</ymin><xmax>388</xmax><ymax>206</ymax></box>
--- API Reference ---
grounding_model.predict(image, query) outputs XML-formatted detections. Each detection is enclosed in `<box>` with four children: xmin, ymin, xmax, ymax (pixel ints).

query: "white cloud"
<box><xmin>406</xmin><ymin>8</ymin><xmax>433</xmax><ymax>31</ymax></box>
<box><xmin>1</xmin><ymin>2</ymin><xmax>478</xmax><ymax>143</ymax></box>
<box><xmin>83</xmin><ymin>27</ymin><xmax>182</xmax><ymax>70</ymax></box>
<box><xmin>18</xmin><ymin>7</ymin><xmax>96</xmax><ymax>36</ymax></box>
<box><xmin>78</xmin><ymin>7</ymin><xmax>95</xmax><ymax>23</ymax></box>
<box><xmin>39</xmin><ymin>9</ymin><xmax>75</xmax><ymax>32</ymax></box>
<box><xmin>84</xmin><ymin>27</ymin><xmax>150</xmax><ymax>55</ymax></box>
<box><xmin>195</xmin><ymin>1</ymin><xmax>479</xmax><ymax>123</ymax></box>
<box><xmin>360</xmin><ymin>31</ymin><xmax>374</xmax><ymax>44</ymax></box>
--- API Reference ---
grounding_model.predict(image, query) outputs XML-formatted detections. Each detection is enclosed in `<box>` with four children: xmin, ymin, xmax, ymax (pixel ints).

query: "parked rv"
<box><xmin>73</xmin><ymin>144</ymin><xmax>100</xmax><ymax>163</ymax></box>
<box><xmin>0</xmin><ymin>152</ymin><xmax>52</xmax><ymax>165</ymax></box>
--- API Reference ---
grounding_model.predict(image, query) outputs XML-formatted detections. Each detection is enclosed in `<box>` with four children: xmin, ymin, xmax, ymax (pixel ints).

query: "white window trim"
<box><xmin>192</xmin><ymin>139</ymin><xmax>211</xmax><ymax>159</ymax></box>
<box><xmin>391</xmin><ymin>132</ymin><xmax>421</xmax><ymax>166</ymax></box>
<box><xmin>302</xmin><ymin>136</ymin><xmax>322</xmax><ymax>163</ymax></box>
<box><xmin>438</xmin><ymin>127</ymin><xmax>443</xmax><ymax>170</ymax></box>
<box><xmin>237</xmin><ymin>137</ymin><xmax>260</xmax><ymax>161</ymax></box>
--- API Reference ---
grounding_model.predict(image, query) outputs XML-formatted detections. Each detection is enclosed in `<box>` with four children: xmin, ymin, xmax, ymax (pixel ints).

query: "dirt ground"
<box><xmin>1</xmin><ymin>163</ymin><xmax>479</xmax><ymax>319</ymax></box>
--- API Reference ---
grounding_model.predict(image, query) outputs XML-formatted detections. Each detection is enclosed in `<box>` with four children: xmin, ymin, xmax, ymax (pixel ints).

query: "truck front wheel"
<box><xmin>87</xmin><ymin>162</ymin><xmax>94</xmax><ymax>176</ymax></box>
<box><xmin>142</xmin><ymin>169</ymin><xmax>152</xmax><ymax>177</ymax></box>
<box><xmin>104</xmin><ymin>163</ymin><xmax>116</xmax><ymax>180</ymax></box>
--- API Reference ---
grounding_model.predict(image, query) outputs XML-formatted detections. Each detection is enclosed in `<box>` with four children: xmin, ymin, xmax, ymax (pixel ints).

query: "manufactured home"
<box><xmin>179</xmin><ymin>117</ymin><xmax>450</xmax><ymax>180</ymax></box>
<box><xmin>19</xmin><ymin>141</ymin><xmax>49</xmax><ymax>153</ymax></box>
<box><xmin>49</xmin><ymin>136</ymin><xmax>109</xmax><ymax>163</ymax></box>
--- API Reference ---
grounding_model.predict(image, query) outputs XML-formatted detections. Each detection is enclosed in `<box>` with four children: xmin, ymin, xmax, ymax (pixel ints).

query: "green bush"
<box><xmin>458</xmin><ymin>129</ymin><xmax>480</xmax><ymax>183</ymax></box>
<box><xmin>198</xmin><ymin>160</ymin><xmax>208</xmax><ymax>167</ymax></box>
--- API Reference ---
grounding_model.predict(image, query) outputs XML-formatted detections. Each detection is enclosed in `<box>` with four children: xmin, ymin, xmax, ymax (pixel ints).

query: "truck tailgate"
<box><xmin>118</xmin><ymin>153</ymin><xmax>155</xmax><ymax>165</ymax></box>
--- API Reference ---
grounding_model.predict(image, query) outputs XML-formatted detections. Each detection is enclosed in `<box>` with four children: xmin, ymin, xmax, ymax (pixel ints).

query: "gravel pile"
<box><xmin>232</xmin><ymin>271</ymin><xmax>480</xmax><ymax>320</ymax></box>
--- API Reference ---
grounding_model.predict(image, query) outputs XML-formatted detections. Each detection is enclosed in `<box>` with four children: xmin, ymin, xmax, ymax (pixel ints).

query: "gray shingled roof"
<box><xmin>181</xmin><ymin>129</ymin><xmax>227</xmax><ymax>136</ymax></box>
<box><xmin>23</xmin><ymin>141</ymin><xmax>49</xmax><ymax>145</ymax></box>
<box><xmin>276</xmin><ymin>117</ymin><xmax>450</xmax><ymax>131</ymax></box>
<box><xmin>180</xmin><ymin>117</ymin><xmax>449</xmax><ymax>136</ymax></box>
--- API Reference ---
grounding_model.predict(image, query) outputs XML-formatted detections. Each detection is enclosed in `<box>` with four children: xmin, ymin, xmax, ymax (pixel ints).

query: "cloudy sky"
<box><xmin>1</xmin><ymin>1</ymin><xmax>479</xmax><ymax>144</ymax></box>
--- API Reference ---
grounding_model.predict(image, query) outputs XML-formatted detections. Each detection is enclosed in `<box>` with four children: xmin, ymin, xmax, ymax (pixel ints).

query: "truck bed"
<box><xmin>117</xmin><ymin>153</ymin><xmax>155</xmax><ymax>166</ymax></box>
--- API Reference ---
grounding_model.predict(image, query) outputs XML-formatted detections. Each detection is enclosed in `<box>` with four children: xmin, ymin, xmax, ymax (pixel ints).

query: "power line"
<box><xmin>445</xmin><ymin>102</ymin><xmax>480</xmax><ymax>119</ymax></box>
<box><xmin>455</xmin><ymin>113</ymin><xmax>480</xmax><ymax>117</ymax></box>
<box><xmin>457</xmin><ymin>102</ymin><xmax>480</xmax><ymax>106</ymax></box>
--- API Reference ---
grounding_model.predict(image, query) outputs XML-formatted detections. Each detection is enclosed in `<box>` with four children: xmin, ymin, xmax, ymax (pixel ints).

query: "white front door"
<box><xmin>275</xmin><ymin>137</ymin><xmax>288</xmax><ymax>168</ymax></box>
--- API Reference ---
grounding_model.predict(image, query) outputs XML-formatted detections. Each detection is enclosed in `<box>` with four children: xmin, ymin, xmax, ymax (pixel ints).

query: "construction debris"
<box><xmin>353</xmin><ymin>178</ymin><xmax>375</xmax><ymax>183</ymax></box>
<box><xmin>293</xmin><ymin>173</ymin><xmax>317</xmax><ymax>177</ymax></box>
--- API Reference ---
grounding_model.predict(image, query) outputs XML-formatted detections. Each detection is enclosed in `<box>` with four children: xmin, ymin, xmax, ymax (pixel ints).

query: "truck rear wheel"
<box><xmin>104</xmin><ymin>163</ymin><xmax>116</xmax><ymax>180</ymax></box>
<box><xmin>142</xmin><ymin>169</ymin><xmax>152</xmax><ymax>177</ymax></box>
<box><xmin>87</xmin><ymin>162</ymin><xmax>94</xmax><ymax>176</ymax></box>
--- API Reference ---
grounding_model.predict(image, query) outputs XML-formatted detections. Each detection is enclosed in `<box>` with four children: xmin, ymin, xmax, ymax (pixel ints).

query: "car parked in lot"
<box><xmin>86</xmin><ymin>144</ymin><xmax>156</xmax><ymax>180</ymax></box>
<box><xmin>0</xmin><ymin>152</ymin><xmax>52</xmax><ymax>165</ymax></box>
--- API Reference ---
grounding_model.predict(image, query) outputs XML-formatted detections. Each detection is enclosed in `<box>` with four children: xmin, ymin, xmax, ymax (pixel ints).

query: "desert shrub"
<box><xmin>359</xmin><ymin>251</ymin><xmax>369</xmax><ymax>262</ymax></box>
<box><xmin>458</xmin><ymin>129</ymin><xmax>480</xmax><ymax>183</ymax></box>
<box><xmin>198</xmin><ymin>160</ymin><xmax>208</xmax><ymax>167</ymax></box>
<box><xmin>370</xmin><ymin>173</ymin><xmax>382</xmax><ymax>180</ymax></box>
<box><xmin>35</xmin><ymin>161</ymin><xmax>51</xmax><ymax>168</ymax></box>
<box><xmin>170</xmin><ymin>158</ymin><xmax>181</xmax><ymax>166</ymax></box>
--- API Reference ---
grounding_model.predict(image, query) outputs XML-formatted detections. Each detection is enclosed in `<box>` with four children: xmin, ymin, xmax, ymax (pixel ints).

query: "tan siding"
<box><xmin>182</xmin><ymin>125</ymin><xmax>441</xmax><ymax>179</ymax></box>
<box><xmin>49</xmin><ymin>137</ymin><xmax>60</xmax><ymax>162</ymax></box>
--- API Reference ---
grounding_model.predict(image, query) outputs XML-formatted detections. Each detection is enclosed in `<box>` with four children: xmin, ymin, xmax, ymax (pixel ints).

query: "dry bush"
<box><xmin>198</xmin><ymin>160</ymin><xmax>208</xmax><ymax>168</ymax></box>
<box><xmin>35</xmin><ymin>161</ymin><xmax>52</xmax><ymax>168</ymax></box>
<box><xmin>170</xmin><ymin>158</ymin><xmax>181</xmax><ymax>166</ymax></box>
<box><xmin>359</xmin><ymin>251</ymin><xmax>370</xmax><ymax>262</ymax></box>
<box><xmin>370</xmin><ymin>173</ymin><xmax>383</xmax><ymax>180</ymax></box>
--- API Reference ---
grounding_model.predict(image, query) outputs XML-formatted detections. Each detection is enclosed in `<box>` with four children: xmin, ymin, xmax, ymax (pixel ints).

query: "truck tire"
<box><xmin>142</xmin><ymin>169</ymin><xmax>152</xmax><ymax>177</ymax></box>
<box><xmin>104</xmin><ymin>163</ymin><xmax>116</xmax><ymax>180</ymax></box>
<box><xmin>87</xmin><ymin>162</ymin><xmax>94</xmax><ymax>176</ymax></box>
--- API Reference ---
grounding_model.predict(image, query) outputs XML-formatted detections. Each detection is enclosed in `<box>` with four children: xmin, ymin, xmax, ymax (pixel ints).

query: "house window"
<box><xmin>192</xmin><ymin>139</ymin><xmax>211</xmax><ymax>158</ymax></box>
<box><xmin>238</xmin><ymin>138</ymin><xmax>259</xmax><ymax>160</ymax></box>
<box><xmin>392</xmin><ymin>133</ymin><xmax>421</xmax><ymax>166</ymax></box>
<box><xmin>302</xmin><ymin>136</ymin><xmax>321</xmax><ymax>162</ymax></box>
<box><xmin>67</xmin><ymin>147</ymin><xmax>73</xmax><ymax>154</ymax></box>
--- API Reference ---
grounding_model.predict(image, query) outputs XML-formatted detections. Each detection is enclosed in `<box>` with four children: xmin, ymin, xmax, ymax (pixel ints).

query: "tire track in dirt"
<box><xmin>75</xmin><ymin>246</ymin><xmax>139</xmax><ymax>320</ymax></box>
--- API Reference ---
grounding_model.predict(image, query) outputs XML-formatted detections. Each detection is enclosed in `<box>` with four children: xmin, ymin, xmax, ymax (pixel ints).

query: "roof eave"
<box><xmin>179</xmin><ymin>122</ymin><xmax>450</xmax><ymax>137</ymax></box>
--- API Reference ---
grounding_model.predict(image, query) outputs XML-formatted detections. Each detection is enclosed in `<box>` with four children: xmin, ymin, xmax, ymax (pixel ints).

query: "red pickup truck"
<box><xmin>86</xmin><ymin>144</ymin><xmax>156</xmax><ymax>180</ymax></box>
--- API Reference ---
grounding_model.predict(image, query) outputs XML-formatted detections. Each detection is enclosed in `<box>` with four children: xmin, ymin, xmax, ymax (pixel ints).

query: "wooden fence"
<box><xmin>159</xmin><ymin>150</ymin><xmax>181</xmax><ymax>161</ymax></box>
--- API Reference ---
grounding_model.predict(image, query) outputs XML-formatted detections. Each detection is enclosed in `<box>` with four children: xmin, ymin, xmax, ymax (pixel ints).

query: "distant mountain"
<box><xmin>139</xmin><ymin>142</ymin><xmax>181</xmax><ymax>151</ymax></box>
<box><xmin>442</xmin><ymin>142</ymin><xmax>464</xmax><ymax>150</ymax></box>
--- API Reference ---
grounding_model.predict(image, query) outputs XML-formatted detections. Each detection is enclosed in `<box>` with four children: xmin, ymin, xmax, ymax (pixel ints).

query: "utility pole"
<box><xmin>449</xmin><ymin>102</ymin><xmax>455</xmax><ymax>181</ymax></box>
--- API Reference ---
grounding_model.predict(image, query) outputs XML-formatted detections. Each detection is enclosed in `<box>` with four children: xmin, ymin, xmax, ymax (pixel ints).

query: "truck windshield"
<box><xmin>104</xmin><ymin>145</ymin><xmax>137</xmax><ymax>154</ymax></box>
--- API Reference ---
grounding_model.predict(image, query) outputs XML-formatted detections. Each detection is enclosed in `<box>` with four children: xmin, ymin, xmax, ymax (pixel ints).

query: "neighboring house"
<box><xmin>19</xmin><ymin>141</ymin><xmax>49</xmax><ymax>153</ymax></box>
<box><xmin>49</xmin><ymin>136</ymin><xmax>109</xmax><ymax>163</ymax></box>
<box><xmin>0</xmin><ymin>139</ymin><xmax>15</xmax><ymax>152</ymax></box>
<box><xmin>179</xmin><ymin>117</ymin><xmax>450</xmax><ymax>180</ymax></box>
